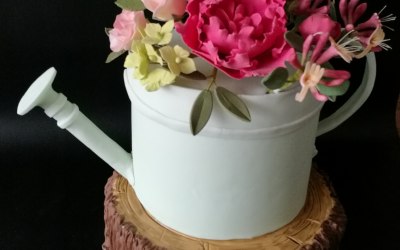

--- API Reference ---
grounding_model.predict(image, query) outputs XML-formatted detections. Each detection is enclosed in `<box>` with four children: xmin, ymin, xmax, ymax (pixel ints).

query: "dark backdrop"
<box><xmin>1</xmin><ymin>1</ymin><xmax>399</xmax><ymax>249</ymax></box>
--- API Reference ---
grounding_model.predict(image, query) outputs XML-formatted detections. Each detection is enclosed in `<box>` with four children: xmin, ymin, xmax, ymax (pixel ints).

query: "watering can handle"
<box><xmin>316</xmin><ymin>53</ymin><xmax>376</xmax><ymax>136</ymax></box>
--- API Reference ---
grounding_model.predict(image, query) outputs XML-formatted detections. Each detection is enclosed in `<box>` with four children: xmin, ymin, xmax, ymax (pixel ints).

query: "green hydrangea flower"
<box><xmin>145</xmin><ymin>44</ymin><xmax>163</xmax><ymax>65</ymax></box>
<box><xmin>159</xmin><ymin>45</ymin><xmax>196</xmax><ymax>75</ymax></box>
<box><xmin>124</xmin><ymin>42</ymin><xmax>149</xmax><ymax>80</ymax></box>
<box><xmin>142</xmin><ymin>20</ymin><xmax>174</xmax><ymax>45</ymax></box>
<box><xmin>141</xmin><ymin>68</ymin><xmax>176</xmax><ymax>91</ymax></box>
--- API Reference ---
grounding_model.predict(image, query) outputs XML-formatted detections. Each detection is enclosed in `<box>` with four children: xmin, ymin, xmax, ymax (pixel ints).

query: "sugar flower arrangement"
<box><xmin>106</xmin><ymin>0</ymin><xmax>395</xmax><ymax>135</ymax></box>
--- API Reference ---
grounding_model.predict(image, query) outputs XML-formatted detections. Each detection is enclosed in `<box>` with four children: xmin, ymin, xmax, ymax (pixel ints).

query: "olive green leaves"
<box><xmin>115</xmin><ymin>0</ymin><xmax>145</xmax><ymax>11</ymax></box>
<box><xmin>284</xmin><ymin>31</ymin><xmax>304</xmax><ymax>52</ymax></box>
<box><xmin>190</xmin><ymin>86</ymin><xmax>251</xmax><ymax>135</ymax></box>
<box><xmin>317</xmin><ymin>81</ymin><xmax>350</xmax><ymax>101</ymax></box>
<box><xmin>216</xmin><ymin>87</ymin><xmax>251</xmax><ymax>122</ymax></box>
<box><xmin>190</xmin><ymin>90</ymin><xmax>213</xmax><ymax>135</ymax></box>
<box><xmin>106</xmin><ymin>50</ymin><xmax>126</xmax><ymax>63</ymax></box>
<box><xmin>261</xmin><ymin>67</ymin><xmax>289</xmax><ymax>91</ymax></box>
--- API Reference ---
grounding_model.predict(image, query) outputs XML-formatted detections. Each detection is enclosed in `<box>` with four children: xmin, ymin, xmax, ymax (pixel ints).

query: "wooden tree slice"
<box><xmin>103</xmin><ymin>167</ymin><xmax>346</xmax><ymax>250</ymax></box>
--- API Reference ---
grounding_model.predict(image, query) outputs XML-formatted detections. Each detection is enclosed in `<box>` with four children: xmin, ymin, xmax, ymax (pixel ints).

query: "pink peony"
<box><xmin>109</xmin><ymin>10</ymin><xmax>147</xmax><ymax>52</ymax></box>
<box><xmin>141</xmin><ymin>0</ymin><xmax>187</xmax><ymax>21</ymax></box>
<box><xmin>298</xmin><ymin>13</ymin><xmax>341</xmax><ymax>40</ymax></box>
<box><xmin>176</xmin><ymin>0</ymin><xmax>295</xmax><ymax>79</ymax></box>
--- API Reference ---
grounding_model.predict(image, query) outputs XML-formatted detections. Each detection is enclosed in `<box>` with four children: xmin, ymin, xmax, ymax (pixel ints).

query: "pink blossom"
<box><xmin>176</xmin><ymin>0</ymin><xmax>295</xmax><ymax>79</ymax></box>
<box><xmin>339</xmin><ymin>0</ymin><xmax>368</xmax><ymax>31</ymax></box>
<box><xmin>109</xmin><ymin>10</ymin><xmax>147</xmax><ymax>52</ymax></box>
<box><xmin>141</xmin><ymin>0</ymin><xmax>187</xmax><ymax>21</ymax></box>
<box><xmin>301</xmin><ymin>33</ymin><xmax>352</xmax><ymax>64</ymax></box>
<box><xmin>298</xmin><ymin>13</ymin><xmax>341</xmax><ymax>40</ymax></box>
<box><xmin>293</xmin><ymin>33</ymin><xmax>351</xmax><ymax>102</ymax></box>
<box><xmin>300</xmin><ymin>33</ymin><xmax>331</xmax><ymax>65</ymax></box>
<box><xmin>296</xmin><ymin>61</ymin><xmax>327</xmax><ymax>102</ymax></box>
<box><xmin>352</xmin><ymin>13</ymin><xmax>383</xmax><ymax>51</ymax></box>
<box><xmin>293</xmin><ymin>0</ymin><xmax>331</xmax><ymax>15</ymax></box>
<box><xmin>338</xmin><ymin>0</ymin><xmax>388</xmax><ymax>54</ymax></box>
<box><xmin>322</xmin><ymin>69</ymin><xmax>351</xmax><ymax>86</ymax></box>
<box><xmin>338</xmin><ymin>0</ymin><xmax>382</xmax><ymax>48</ymax></box>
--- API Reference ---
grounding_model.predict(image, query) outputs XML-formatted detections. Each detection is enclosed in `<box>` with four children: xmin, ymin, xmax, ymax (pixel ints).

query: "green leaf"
<box><xmin>216</xmin><ymin>87</ymin><xmax>251</xmax><ymax>122</ymax></box>
<box><xmin>261</xmin><ymin>67</ymin><xmax>289</xmax><ymax>90</ymax></box>
<box><xmin>316</xmin><ymin>80</ymin><xmax>350</xmax><ymax>97</ymax></box>
<box><xmin>285</xmin><ymin>30</ymin><xmax>304</xmax><ymax>52</ymax></box>
<box><xmin>105</xmin><ymin>50</ymin><xmax>126</xmax><ymax>63</ymax></box>
<box><xmin>284</xmin><ymin>61</ymin><xmax>296</xmax><ymax>73</ymax></box>
<box><xmin>190</xmin><ymin>90</ymin><xmax>213</xmax><ymax>135</ymax></box>
<box><xmin>180</xmin><ymin>71</ymin><xmax>207</xmax><ymax>80</ymax></box>
<box><xmin>115</xmin><ymin>0</ymin><xmax>145</xmax><ymax>11</ymax></box>
<box><xmin>105</xmin><ymin>27</ymin><xmax>112</xmax><ymax>36</ymax></box>
<box><xmin>329</xmin><ymin>1</ymin><xmax>337</xmax><ymax>21</ymax></box>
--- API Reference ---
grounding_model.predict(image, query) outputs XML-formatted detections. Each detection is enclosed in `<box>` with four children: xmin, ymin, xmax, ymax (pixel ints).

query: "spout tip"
<box><xmin>17</xmin><ymin>67</ymin><xmax>57</xmax><ymax>115</ymax></box>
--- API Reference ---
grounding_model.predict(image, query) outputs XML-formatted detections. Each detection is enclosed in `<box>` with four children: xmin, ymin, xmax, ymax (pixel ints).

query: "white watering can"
<box><xmin>17</xmin><ymin>54</ymin><xmax>376</xmax><ymax>240</ymax></box>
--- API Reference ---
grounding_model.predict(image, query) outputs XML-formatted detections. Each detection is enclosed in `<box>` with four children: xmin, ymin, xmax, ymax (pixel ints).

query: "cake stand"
<box><xmin>102</xmin><ymin>165</ymin><xmax>346</xmax><ymax>250</ymax></box>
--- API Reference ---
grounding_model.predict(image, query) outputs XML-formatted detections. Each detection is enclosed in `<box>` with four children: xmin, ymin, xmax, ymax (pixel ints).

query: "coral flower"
<box><xmin>338</xmin><ymin>0</ymin><xmax>395</xmax><ymax>57</ymax></box>
<box><xmin>317</xmin><ymin>33</ymin><xmax>361</xmax><ymax>63</ymax></box>
<box><xmin>339</xmin><ymin>0</ymin><xmax>368</xmax><ymax>31</ymax></box>
<box><xmin>354</xmin><ymin>26</ymin><xmax>387</xmax><ymax>58</ymax></box>
<box><xmin>296</xmin><ymin>61</ymin><xmax>326</xmax><ymax>102</ymax></box>
<box><xmin>294</xmin><ymin>33</ymin><xmax>351</xmax><ymax>102</ymax></box>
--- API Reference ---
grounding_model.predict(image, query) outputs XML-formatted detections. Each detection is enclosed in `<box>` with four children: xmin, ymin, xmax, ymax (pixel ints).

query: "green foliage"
<box><xmin>285</xmin><ymin>30</ymin><xmax>304</xmax><ymax>52</ymax></box>
<box><xmin>216</xmin><ymin>87</ymin><xmax>251</xmax><ymax>122</ymax></box>
<box><xmin>329</xmin><ymin>0</ymin><xmax>337</xmax><ymax>21</ymax></box>
<box><xmin>190</xmin><ymin>90</ymin><xmax>213</xmax><ymax>135</ymax></box>
<box><xmin>261</xmin><ymin>67</ymin><xmax>289</xmax><ymax>91</ymax></box>
<box><xmin>105</xmin><ymin>51</ymin><xmax>126</xmax><ymax>63</ymax></box>
<box><xmin>317</xmin><ymin>80</ymin><xmax>350</xmax><ymax>99</ymax></box>
<box><xmin>115</xmin><ymin>0</ymin><xmax>145</xmax><ymax>11</ymax></box>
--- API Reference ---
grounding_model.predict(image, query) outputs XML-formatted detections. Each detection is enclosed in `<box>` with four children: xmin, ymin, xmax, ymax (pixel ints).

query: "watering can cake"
<box><xmin>17</xmin><ymin>0</ymin><xmax>391</xmax><ymax>242</ymax></box>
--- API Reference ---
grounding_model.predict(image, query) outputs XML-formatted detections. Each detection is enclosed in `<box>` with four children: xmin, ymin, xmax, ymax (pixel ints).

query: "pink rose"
<box><xmin>109</xmin><ymin>10</ymin><xmax>147</xmax><ymax>52</ymax></box>
<box><xmin>298</xmin><ymin>13</ymin><xmax>341</xmax><ymax>40</ymax></box>
<box><xmin>176</xmin><ymin>0</ymin><xmax>295</xmax><ymax>79</ymax></box>
<box><xmin>141</xmin><ymin>0</ymin><xmax>187</xmax><ymax>21</ymax></box>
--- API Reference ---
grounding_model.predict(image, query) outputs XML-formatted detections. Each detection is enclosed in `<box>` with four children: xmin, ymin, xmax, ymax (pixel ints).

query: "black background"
<box><xmin>0</xmin><ymin>1</ymin><xmax>399</xmax><ymax>249</ymax></box>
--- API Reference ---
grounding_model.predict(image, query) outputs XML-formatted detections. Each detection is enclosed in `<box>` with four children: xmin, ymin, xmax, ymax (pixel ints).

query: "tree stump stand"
<box><xmin>102</xmin><ymin>167</ymin><xmax>346</xmax><ymax>250</ymax></box>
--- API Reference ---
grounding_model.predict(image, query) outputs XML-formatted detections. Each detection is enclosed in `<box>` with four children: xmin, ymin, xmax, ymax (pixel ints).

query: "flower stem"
<box><xmin>207</xmin><ymin>67</ymin><xmax>218</xmax><ymax>90</ymax></box>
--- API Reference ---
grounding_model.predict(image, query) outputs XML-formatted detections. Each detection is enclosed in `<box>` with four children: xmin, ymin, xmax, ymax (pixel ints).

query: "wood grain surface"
<box><xmin>102</xmin><ymin>168</ymin><xmax>346</xmax><ymax>250</ymax></box>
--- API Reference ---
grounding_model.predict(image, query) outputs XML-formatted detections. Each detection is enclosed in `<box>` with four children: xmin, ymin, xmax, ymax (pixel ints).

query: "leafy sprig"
<box><xmin>190</xmin><ymin>68</ymin><xmax>251</xmax><ymax>135</ymax></box>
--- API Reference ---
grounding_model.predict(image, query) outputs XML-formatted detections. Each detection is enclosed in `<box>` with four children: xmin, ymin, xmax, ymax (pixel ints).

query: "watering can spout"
<box><xmin>17</xmin><ymin>67</ymin><xmax>135</xmax><ymax>186</ymax></box>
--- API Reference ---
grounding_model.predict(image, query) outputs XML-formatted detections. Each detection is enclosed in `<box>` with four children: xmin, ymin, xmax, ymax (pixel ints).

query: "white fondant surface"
<box><xmin>17</xmin><ymin>47</ymin><xmax>375</xmax><ymax>240</ymax></box>
<box><xmin>124</xmin><ymin>65</ymin><xmax>324</xmax><ymax>239</ymax></box>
